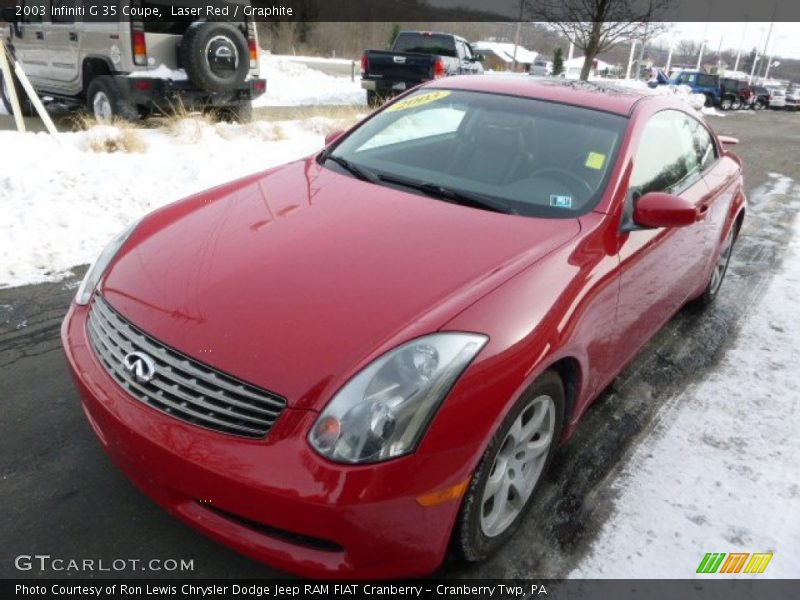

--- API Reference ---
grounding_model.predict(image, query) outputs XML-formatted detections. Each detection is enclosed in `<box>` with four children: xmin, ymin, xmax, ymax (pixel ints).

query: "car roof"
<box><xmin>425</xmin><ymin>75</ymin><xmax>670</xmax><ymax>116</ymax></box>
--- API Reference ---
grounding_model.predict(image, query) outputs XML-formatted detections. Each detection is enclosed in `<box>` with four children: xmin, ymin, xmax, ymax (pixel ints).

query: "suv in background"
<box><xmin>719</xmin><ymin>77</ymin><xmax>753</xmax><ymax>110</ymax></box>
<box><xmin>669</xmin><ymin>70</ymin><xmax>726</xmax><ymax>108</ymax></box>
<box><xmin>529</xmin><ymin>58</ymin><xmax>551</xmax><ymax>77</ymax></box>
<box><xmin>1</xmin><ymin>0</ymin><xmax>266</xmax><ymax>121</ymax></box>
<box><xmin>785</xmin><ymin>86</ymin><xmax>800</xmax><ymax>111</ymax></box>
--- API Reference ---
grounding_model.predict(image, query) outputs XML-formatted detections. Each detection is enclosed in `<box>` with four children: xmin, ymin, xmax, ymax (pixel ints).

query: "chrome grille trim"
<box><xmin>86</xmin><ymin>296</ymin><xmax>286</xmax><ymax>438</ymax></box>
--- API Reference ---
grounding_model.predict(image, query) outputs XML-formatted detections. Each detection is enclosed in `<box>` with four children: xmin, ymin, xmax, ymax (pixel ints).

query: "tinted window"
<box><xmin>326</xmin><ymin>89</ymin><xmax>627</xmax><ymax>218</ymax></box>
<box><xmin>393</xmin><ymin>33</ymin><xmax>457</xmax><ymax>57</ymax></box>
<box><xmin>631</xmin><ymin>110</ymin><xmax>702</xmax><ymax>195</ymax></box>
<box><xmin>697</xmin><ymin>74</ymin><xmax>718</xmax><ymax>87</ymax></box>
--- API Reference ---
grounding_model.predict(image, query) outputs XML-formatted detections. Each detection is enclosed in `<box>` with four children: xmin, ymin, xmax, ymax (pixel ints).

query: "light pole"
<box><xmin>733</xmin><ymin>22</ymin><xmax>748</xmax><ymax>72</ymax></box>
<box><xmin>626</xmin><ymin>39</ymin><xmax>638</xmax><ymax>79</ymax></box>
<box><xmin>696</xmin><ymin>39</ymin><xmax>707</xmax><ymax>71</ymax></box>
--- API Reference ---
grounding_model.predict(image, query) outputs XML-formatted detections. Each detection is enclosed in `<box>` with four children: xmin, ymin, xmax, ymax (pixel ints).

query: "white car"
<box><xmin>785</xmin><ymin>86</ymin><xmax>800</xmax><ymax>111</ymax></box>
<box><xmin>767</xmin><ymin>88</ymin><xmax>786</xmax><ymax>109</ymax></box>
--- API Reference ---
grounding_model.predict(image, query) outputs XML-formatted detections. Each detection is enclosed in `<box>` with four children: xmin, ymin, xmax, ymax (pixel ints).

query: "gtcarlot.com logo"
<box><xmin>14</xmin><ymin>554</ymin><xmax>194</xmax><ymax>572</ymax></box>
<box><xmin>696</xmin><ymin>552</ymin><xmax>773</xmax><ymax>574</ymax></box>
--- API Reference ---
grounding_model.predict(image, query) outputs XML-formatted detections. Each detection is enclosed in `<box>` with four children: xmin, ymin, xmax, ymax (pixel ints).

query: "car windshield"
<box><xmin>323</xmin><ymin>89</ymin><xmax>627</xmax><ymax>218</ymax></box>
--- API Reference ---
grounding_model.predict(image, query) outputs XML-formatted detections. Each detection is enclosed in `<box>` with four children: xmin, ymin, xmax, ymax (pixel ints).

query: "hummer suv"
<box><xmin>1</xmin><ymin>0</ymin><xmax>266</xmax><ymax>121</ymax></box>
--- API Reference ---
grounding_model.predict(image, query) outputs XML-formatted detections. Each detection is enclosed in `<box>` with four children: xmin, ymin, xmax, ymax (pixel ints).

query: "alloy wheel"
<box><xmin>480</xmin><ymin>394</ymin><xmax>555</xmax><ymax>538</ymax></box>
<box><xmin>709</xmin><ymin>228</ymin><xmax>735</xmax><ymax>296</ymax></box>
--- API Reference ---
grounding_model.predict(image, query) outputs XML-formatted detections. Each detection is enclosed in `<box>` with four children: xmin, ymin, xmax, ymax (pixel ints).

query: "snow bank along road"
<box><xmin>1</xmin><ymin>111</ymin><xmax>799</xmax><ymax>578</ymax></box>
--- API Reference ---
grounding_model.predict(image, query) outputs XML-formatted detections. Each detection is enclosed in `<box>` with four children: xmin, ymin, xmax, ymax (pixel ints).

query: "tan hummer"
<box><xmin>1</xmin><ymin>0</ymin><xmax>266</xmax><ymax>121</ymax></box>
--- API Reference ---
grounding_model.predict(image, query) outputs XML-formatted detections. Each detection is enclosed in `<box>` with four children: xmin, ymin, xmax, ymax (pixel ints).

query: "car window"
<box><xmin>327</xmin><ymin>89</ymin><xmax>627</xmax><ymax>218</ymax></box>
<box><xmin>393</xmin><ymin>33</ymin><xmax>457</xmax><ymax>58</ymax></box>
<box><xmin>357</xmin><ymin>106</ymin><xmax>467</xmax><ymax>151</ymax></box>
<box><xmin>631</xmin><ymin>110</ymin><xmax>702</xmax><ymax>196</ymax></box>
<box><xmin>684</xmin><ymin>115</ymin><xmax>717</xmax><ymax>172</ymax></box>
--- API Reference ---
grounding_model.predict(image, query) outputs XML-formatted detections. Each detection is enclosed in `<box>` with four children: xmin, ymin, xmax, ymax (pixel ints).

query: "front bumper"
<box><xmin>61</xmin><ymin>303</ymin><xmax>462</xmax><ymax>579</ymax></box>
<box><xmin>114</xmin><ymin>75</ymin><xmax>266</xmax><ymax>110</ymax></box>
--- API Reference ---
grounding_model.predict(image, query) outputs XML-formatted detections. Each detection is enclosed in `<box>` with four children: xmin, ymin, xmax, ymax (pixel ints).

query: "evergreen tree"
<box><xmin>553</xmin><ymin>47</ymin><xmax>565</xmax><ymax>76</ymax></box>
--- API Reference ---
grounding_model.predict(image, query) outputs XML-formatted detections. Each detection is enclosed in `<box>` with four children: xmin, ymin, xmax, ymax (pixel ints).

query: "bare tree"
<box><xmin>529</xmin><ymin>0</ymin><xmax>672</xmax><ymax>80</ymax></box>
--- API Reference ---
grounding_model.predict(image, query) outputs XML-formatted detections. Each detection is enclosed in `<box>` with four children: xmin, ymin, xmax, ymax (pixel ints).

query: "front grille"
<box><xmin>87</xmin><ymin>296</ymin><xmax>286</xmax><ymax>438</ymax></box>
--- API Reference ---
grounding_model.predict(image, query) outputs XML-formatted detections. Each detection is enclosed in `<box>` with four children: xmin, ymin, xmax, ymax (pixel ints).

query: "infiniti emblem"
<box><xmin>123</xmin><ymin>351</ymin><xmax>156</xmax><ymax>383</ymax></box>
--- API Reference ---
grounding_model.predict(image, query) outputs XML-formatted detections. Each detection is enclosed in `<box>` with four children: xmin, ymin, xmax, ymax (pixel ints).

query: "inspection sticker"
<box><xmin>585</xmin><ymin>151</ymin><xmax>606</xmax><ymax>170</ymax></box>
<box><xmin>385</xmin><ymin>90</ymin><xmax>452</xmax><ymax>112</ymax></box>
<box><xmin>550</xmin><ymin>195</ymin><xmax>573</xmax><ymax>208</ymax></box>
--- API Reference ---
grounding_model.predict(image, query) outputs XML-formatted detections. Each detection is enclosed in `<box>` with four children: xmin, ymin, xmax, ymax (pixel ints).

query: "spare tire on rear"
<box><xmin>180</xmin><ymin>22</ymin><xmax>250</xmax><ymax>93</ymax></box>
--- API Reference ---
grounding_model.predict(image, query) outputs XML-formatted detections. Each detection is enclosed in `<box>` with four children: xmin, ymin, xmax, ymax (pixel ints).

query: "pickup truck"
<box><xmin>360</xmin><ymin>31</ymin><xmax>483</xmax><ymax>107</ymax></box>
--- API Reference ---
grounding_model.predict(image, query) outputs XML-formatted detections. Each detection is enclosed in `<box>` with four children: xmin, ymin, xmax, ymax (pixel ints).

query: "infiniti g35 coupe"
<box><xmin>62</xmin><ymin>76</ymin><xmax>745</xmax><ymax>578</ymax></box>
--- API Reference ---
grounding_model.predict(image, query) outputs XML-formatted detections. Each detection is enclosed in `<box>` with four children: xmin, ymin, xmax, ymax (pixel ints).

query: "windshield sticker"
<box><xmin>385</xmin><ymin>91</ymin><xmax>452</xmax><ymax>112</ymax></box>
<box><xmin>550</xmin><ymin>195</ymin><xmax>573</xmax><ymax>209</ymax></box>
<box><xmin>585</xmin><ymin>152</ymin><xmax>606</xmax><ymax>170</ymax></box>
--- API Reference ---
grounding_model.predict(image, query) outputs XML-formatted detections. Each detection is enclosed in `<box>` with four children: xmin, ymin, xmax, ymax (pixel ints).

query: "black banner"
<box><xmin>3</xmin><ymin>580</ymin><xmax>800</xmax><ymax>600</ymax></box>
<box><xmin>2</xmin><ymin>0</ymin><xmax>800</xmax><ymax>23</ymax></box>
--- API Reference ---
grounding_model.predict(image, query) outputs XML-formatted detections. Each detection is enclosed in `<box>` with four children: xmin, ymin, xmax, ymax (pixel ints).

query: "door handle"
<box><xmin>35</xmin><ymin>31</ymin><xmax>44</xmax><ymax>40</ymax></box>
<box><xmin>69</xmin><ymin>32</ymin><xmax>78</xmax><ymax>42</ymax></box>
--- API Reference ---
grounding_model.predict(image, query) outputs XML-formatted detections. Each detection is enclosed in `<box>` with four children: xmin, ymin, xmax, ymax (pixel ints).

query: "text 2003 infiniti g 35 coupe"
<box><xmin>62</xmin><ymin>77</ymin><xmax>745</xmax><ymax>578</ymax></box>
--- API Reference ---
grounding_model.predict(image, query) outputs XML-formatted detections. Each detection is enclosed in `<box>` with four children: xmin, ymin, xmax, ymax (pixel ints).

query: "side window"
<box><xmin>630</xmin><ymin>111</ymin><xmax>702</xmax><ymax>195</ymax></box>
<box><xmin>698</xmin><ymin>74</ymin><xmax>716</xmax><ymax>87</ymax></box>
<box><xmin>51</xmin><ymin>0</ymin><xmax>78</xmax><ymax>23</ymax></box>
<box><xmin>455</xmin><ymin>41</ymin><xmax>467</xmax><ymax>60</ymax></box>
<box><xmin>685</xmin><ymin>115</ymin><xmax>717</xmax><ymax>172</ymax></box>
<box><xmin>684</xmin><ymin>73</ymin><xmax>697</xmax><ymax>84</ymax></box>
<box><xmin>463</xmin><ymin>43</ymin><xmax>474</xmax><ymax>61</ymax></box>
<box><xmin>21</xmin><ymin>0</ymin><xmax>46</xmax><ymax>23</ymax></box>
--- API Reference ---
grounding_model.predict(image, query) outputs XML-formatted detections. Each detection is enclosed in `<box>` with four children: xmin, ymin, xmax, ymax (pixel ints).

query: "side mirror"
<box><xmin>324</xmin><ymin>129</ymin><xmax>345</xmax><ymax>146</ymax></box>
<box><xmin>473</xmin><ymin>53</ymin><xmax>484</xmax><ymax>62</ymax></box>
<box><xmin>1</xmin><ymin>7</ymin><xmax>18</xmax><ymax>23</ymax></box>
<box><xmin>631</xmin><ymin>192</ymin><xmax>698</xmax><ymax>229</ymax></box>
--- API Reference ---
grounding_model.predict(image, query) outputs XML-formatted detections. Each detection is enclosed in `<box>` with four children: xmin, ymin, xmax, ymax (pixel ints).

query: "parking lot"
<box><xmin>1</xmin><ymin>108</ymin><xmax>799</xmax><ymax>579</ymax></box>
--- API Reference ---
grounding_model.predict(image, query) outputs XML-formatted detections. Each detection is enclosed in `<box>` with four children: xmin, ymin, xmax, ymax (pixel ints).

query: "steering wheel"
<box><xmin>530</xmin><ymin>167</ymin><xmax>593</xmax><ymax>198</ymax></box>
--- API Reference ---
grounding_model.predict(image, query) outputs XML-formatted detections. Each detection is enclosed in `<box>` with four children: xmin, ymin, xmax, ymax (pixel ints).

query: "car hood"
<box><xmin>101</xmin><ymin>158</ymin><xmax>580</xmax><ymax>410</ymax></box>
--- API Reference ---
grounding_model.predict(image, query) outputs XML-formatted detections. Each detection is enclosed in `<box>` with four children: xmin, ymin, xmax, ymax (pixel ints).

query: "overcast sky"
<box><xmin>660</xmin><ymin>22</ymin><xmax>800</xmax><ymax>60</ymax></box>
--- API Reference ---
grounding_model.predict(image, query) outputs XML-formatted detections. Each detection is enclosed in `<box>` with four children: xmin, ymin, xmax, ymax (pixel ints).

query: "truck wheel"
<box><xmin>731</xmin><ymin>98</ymin><xmax>742</xmax><ymax>110</ymax></box>
<box><xmin>86</xmin><ymin>76</ymin><xmax>138</xmax><ymax>122</ymax></box>
<box><xmin>703</xmin><ymin>93</ymin><xmax>714</xmax><ymax>107</ymax></box>
<box><xmin>181</xmin><ymin>23</ymin><xmax>250</xmax><ymax>94</ymax></box>
<box><xmin>1</xmin><ymin>69</ymin><xmax>35</xmax><ymax>117</ymax></box>
<box><xmin>720</xmin><ymin>96</ymin><xmax>732</xmax><ymax>111</ymax></box>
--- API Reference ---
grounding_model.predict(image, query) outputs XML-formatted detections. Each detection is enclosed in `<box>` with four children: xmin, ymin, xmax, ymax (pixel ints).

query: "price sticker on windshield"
<box><xmin>385</xmin><ymin>91</ymin><xmax>452</xmax><ymax>112</ymax></box>
<box><xmin>585</xmin><ymin>152</ymin><xmax>606</xmax><ymax>170</ymax></box>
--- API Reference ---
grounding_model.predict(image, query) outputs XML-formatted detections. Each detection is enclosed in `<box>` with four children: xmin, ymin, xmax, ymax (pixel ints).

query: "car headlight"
<box><xmin>75</xmin><ymin>220</ymin><xmax>140</xmax><ymax>306</ymax></box>
<box><xmin>309</xmin><ymin>333</ymin><xmax>487</xmax><ymax>464</ymax></box>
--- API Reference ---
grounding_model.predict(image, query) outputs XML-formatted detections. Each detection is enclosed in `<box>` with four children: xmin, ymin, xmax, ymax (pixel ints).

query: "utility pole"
<box><xmin>760</xmin><ymin>4</ymin><xmax>777</xmax><ymax>81</ymax></box>
<box><xmin>511</xmin><ymin>0</ymin><xmax>524</xmax><ymax>71</ymax></box>
<box><xmin>626</xmin><ymin>40</ymin><xmax>637</xmax><ymax>79</ymax></box>
<box><xmin>733</xmin><ymin>22</ymin><xmax>748</xmax><ymax>72</ymax></box>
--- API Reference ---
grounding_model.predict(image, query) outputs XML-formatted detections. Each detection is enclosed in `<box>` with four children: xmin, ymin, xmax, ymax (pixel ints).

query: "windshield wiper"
<box><xmin>376</xmin><ymin>174</ymin><xmax>517</xmax><ymax>215</ymax></box>
<box><xmin>322</xmin><ymin>154</ymin><xmax>379</xmax><ymax>184</ymax></box>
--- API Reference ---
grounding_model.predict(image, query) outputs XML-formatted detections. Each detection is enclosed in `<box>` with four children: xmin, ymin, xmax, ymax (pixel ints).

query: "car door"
<box><xmin>12</xmin><ymin>0</ymin><xmax>49</xmax><ymax>82</ymax></box>
<box><xmin>43</xmin><ymin>0</ymin><xmax>81</xmax><ymax>93</ymax></box>
<box><xmin>611</xmin><ymin>109</ymin><xmax>714</xmax><ymax>367</ymax></box>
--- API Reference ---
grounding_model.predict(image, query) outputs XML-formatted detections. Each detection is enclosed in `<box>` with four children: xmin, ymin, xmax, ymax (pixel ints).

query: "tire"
<box><xmin>703</xmin><ymin>93</ymin><xmax>714</xmax><ymax>108</ymax></box>
<box><xmin>453</xmin><ymin>370</ymin><xmax>565</xmax><ymax>562</ymax></box>
<box><xmin>214</xmin><ymin>101</ymin><xmax>253</xmax><ymax>123</ymax></box>
<box><xmin>0</xmin><ymin>68</ymin><xmax>35</xmax><ymax>117</ymax></box>
<box><xmin>731</xmin><ymin>97</ymin><xmax>742</xmax><ymax>110</ymax></box>
<box><xmin>86</xmin><ymin>75</ymin><xmax>138</xmax><ymax>122</ymax></box>
<box><xmin>180</xmin><ymin>22</ymin><xmax>249</xmax><ymax>93</ymax></box>
<box><xmin>720</xmin><ymin>97</ymin><xmax>732</xmax><ymax>111</ymax></box>
<box><xmin>692</xmin><ymin>223</ymin><xmax>738</xmax><ymax>308</ymax></box>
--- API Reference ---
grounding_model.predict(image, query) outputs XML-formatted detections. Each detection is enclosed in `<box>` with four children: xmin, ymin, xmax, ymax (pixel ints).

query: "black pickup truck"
<box><xmin>360</xmin><ymin>31</ymin><xmax>483</xmax><ymax>106</ymax></box>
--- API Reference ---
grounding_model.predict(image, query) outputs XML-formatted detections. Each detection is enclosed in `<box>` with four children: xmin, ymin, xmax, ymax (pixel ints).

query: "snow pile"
<box><xmin>255</xmin><ymin>54</ymin><xmax>365</xmax><ymax>107</ymax></box>
<box><xmin>572</xmin><ymin>176</ymin><xmax>800</xmax><ymax>578</ymax></box>
<box><xmin>128</xmin><ymin>65</ymin><xmax>188</xmax><ymax>81</ymax></box>
<box><xmin>0</xmin><ymin>117</ymin><xmax>344</xmax><ymax>287</ymax></box>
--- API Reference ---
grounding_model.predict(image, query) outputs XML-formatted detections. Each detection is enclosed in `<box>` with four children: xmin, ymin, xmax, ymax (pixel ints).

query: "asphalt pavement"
<box><xmin>1</xmin><ymin>110</ymin><xmax>799</xmax><ymax>579</ymax></box>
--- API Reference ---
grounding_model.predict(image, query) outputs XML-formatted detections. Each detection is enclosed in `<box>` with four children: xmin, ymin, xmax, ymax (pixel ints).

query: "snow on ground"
<box><xmin>572</xmin><ymin>179</ymin><xmax>800</xmax><ymax>578</ymax></box>
<box><xmin>0</xmin><ymin>117</ymin><xmax>348</xmax><ymax>288</ymax></box>
<box><xmin>254</xmin><ymin>53</ymin><xmax>365</xmax><ymax>107</ymax></box>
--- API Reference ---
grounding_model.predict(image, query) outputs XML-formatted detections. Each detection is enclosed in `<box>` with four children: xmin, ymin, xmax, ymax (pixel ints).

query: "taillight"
<box><xmin>131</xmin><ymin>27</ymin><xmax>147</xmax><ymax>66</ymax></box>
<box><xmin>246</xmin><ymin>21</ymin><xmax>259</xmax><ymax>69</ymax></box>
<box><xmin>433</xmin><ymin>58</ymin><xmax>445</xmax><ymax>78</ymax></box>
<box><xmin>361</xmin><ymin>53</ymin><xmax>368</xmax><ymax>75</ymax></box>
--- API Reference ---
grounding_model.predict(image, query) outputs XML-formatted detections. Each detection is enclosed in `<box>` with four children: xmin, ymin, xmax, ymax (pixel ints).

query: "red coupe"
<box><xmin>62</xmin><ymin>76</ymin><xmax>745</xmax><ymax>578</ymax></box>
